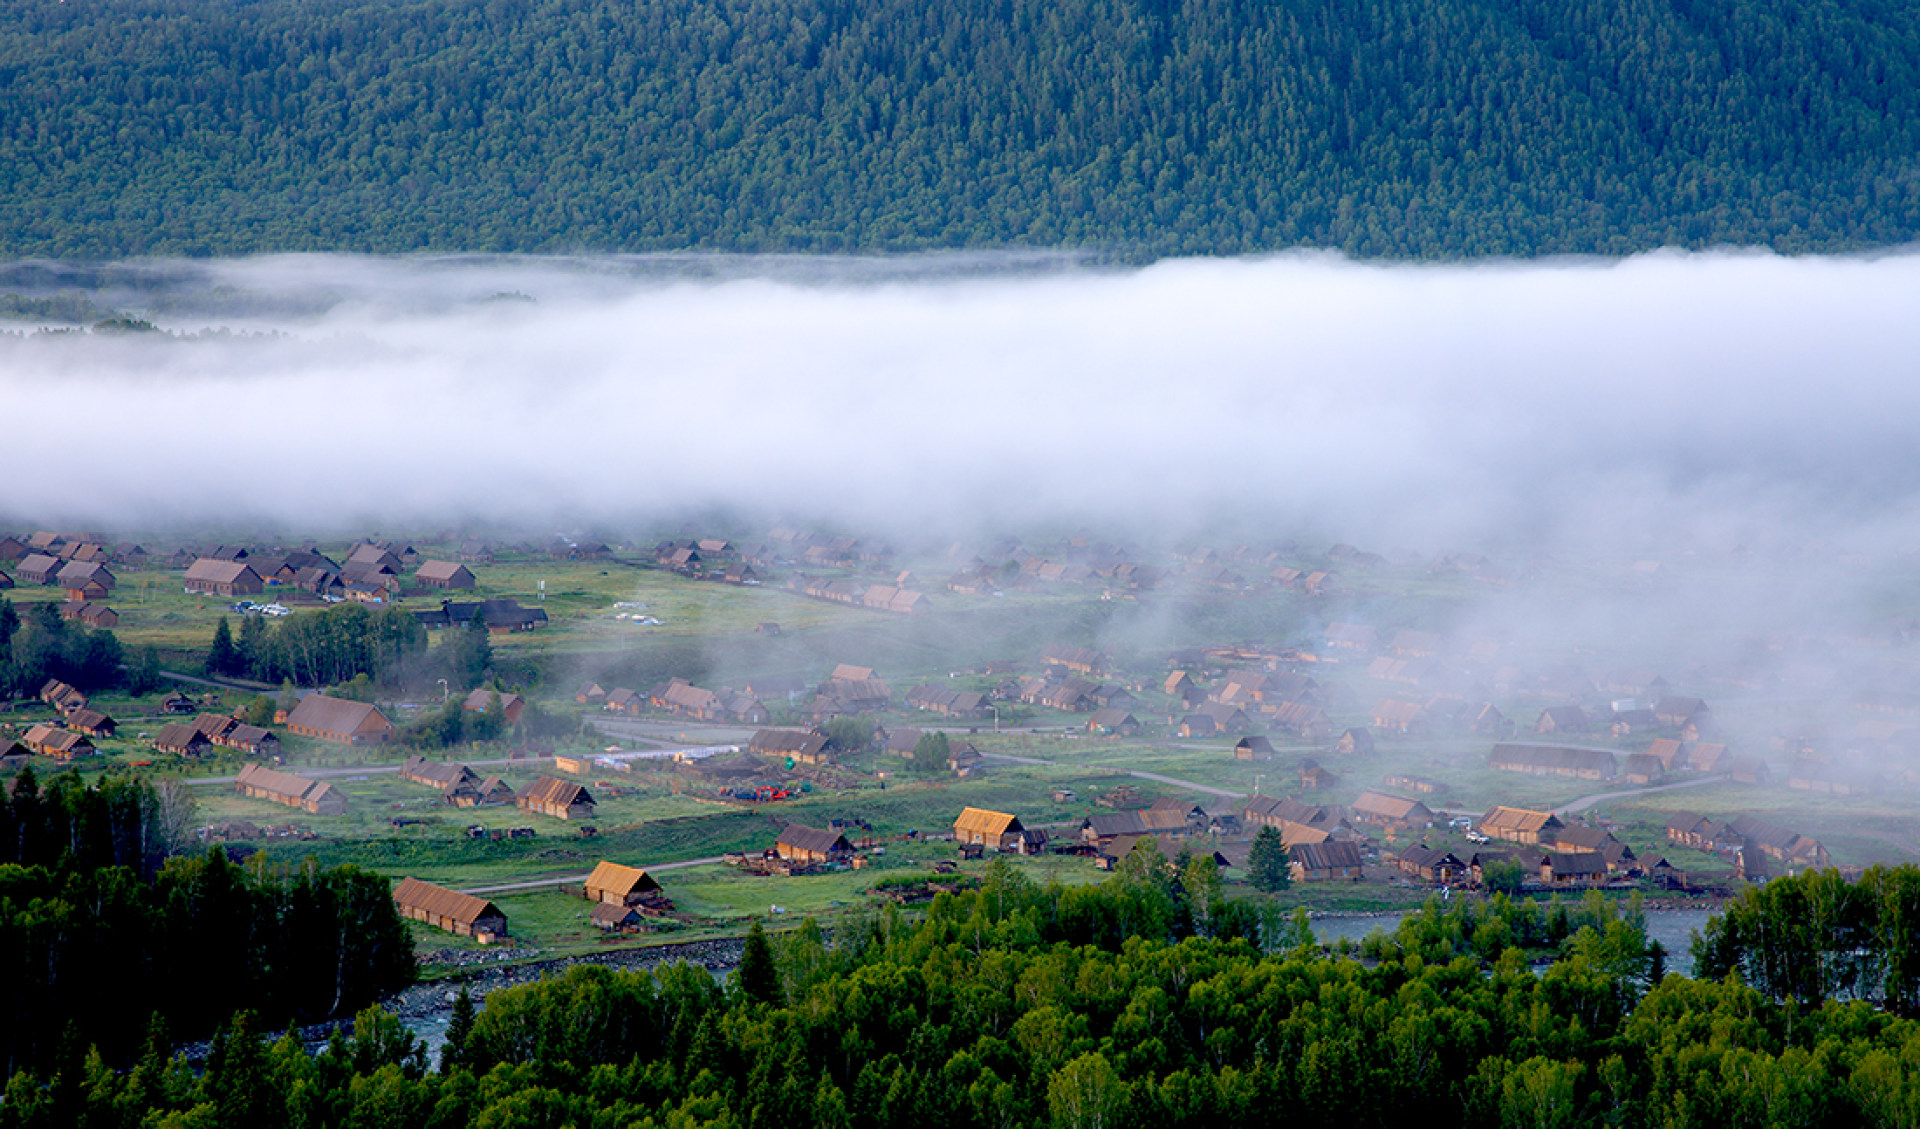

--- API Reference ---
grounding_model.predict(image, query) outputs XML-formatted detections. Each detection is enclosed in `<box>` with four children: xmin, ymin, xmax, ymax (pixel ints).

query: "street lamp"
<box><xmin>1254</xmin><ymin>774</ymin><xmax>1262</xmax><ymax>796</ymax></box>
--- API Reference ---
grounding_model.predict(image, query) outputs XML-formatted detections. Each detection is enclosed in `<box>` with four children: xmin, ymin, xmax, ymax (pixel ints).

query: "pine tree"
<box><xmin>237</xmin><ymin>614</ymin><xmax>267</xmax><ymax>680</ymax></box>
<box><xmin>207</xmin><ymin>617</ymin><xmax>238</xmax><ymax>678</ymax></box>
<box><xmin>1249</xmin><ymin>825</ymin><xmax>1292</xmax><ymax>893</ymax></box>
<box><xmin>462</xmin><ymin>610</ymin><xmax>492</xmax><ymax>688</ymax></box>
<box><xmin>737</xmin><ymin>920</ymin><xmax>783</xmax><ymax>1007</ymax></box>
<box><xmin>441</xmin><ymin>987</ymin><xmax>476</xmax><ymax>1073</ymax></box>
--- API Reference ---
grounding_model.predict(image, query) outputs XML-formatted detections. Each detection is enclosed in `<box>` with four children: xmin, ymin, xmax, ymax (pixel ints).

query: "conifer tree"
<box><xmin>207</xmin><ymin>617</ymin><xmax>238</xmax><ymax>678</ymax></box>
<box><xmin>1248</xmin><ymin>825</ymin><xmax>1292</xmax><ymax>893</ymax></box>
<box><xmin>737</xmin><ymin>921</ymin><xmax>783</xmax><ymax>1007</ymax></box>
<box><xmin>441</xmin><ymin>987</ymin><xmax>476</xmax><ymax>1073</ymax></box>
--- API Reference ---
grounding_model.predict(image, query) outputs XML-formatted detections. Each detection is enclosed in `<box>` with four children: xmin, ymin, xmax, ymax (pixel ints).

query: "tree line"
<box><xmin>0</xmin><ymin>598</ymin><xmax>158</xmax><ymax>701</ymax></box>
<box><xmin>2</xmin><ymin>0</ymin><xmax>1919</xmax><ymax>260</ymax></box>
<box><xmin>204</xmin><ymin>603</ymin><xmax>433</xmax><ymax>690</ymax></box>
<box><xmin>17</xmin><ymin>857</ymin><xmax>1920</xmax><ymax>1127</ymax></box>
<box><xmin>0</xmin><ymin>770</ymin><xmax>415</xmax><ymax>1079</ymax></box>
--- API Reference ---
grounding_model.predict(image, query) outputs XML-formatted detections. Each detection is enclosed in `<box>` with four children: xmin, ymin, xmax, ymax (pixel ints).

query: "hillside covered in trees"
<box><xmin>3</xmin><ymin>0</ymin><xmax>1919</xmax><ymax>259</ymax></box>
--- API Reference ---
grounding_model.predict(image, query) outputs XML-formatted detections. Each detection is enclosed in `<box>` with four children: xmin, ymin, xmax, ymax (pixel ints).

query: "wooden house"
<box><xmin>1087</xmin><ymin>708</ymin><xmax>1141</xmax><ymax>736</ymax></box>
<box><xmin>285</xmin><ymin>695</ymin><xmax>394</xmax><ymax>745</ymax></box>
<box><xmin>1178</xmin><ymin>714</ymin><xmax>1219</xmax><ymax>738</ymax></box>
<box><xmin>1348</xmin><ymin>791</ymin><xmax>1434</xmax><ymax>831</ymax></box>
<box><xmin>39</xmin><ymin>678</ymin><xmax>88</xmax><ymax>715</ymax></box>
<box><xmin>774</xmin><ymin>823</ymin><xmax>853</xmax><ymax>864</ymax></box>
<box><xmin>402</xmin><ymin>755</ymin><xmax>480</xmax><ymax>793</ymax></box>
<box><xmin>153</xmin><ymin>722</ymin><xmax>213</xmax><ymax>756</ymax></box>
<box><xmin>417</xmin><ymin>598</ymin><xmax>549</xmax><ymax>634</ymax></box>
<box><xmin>221</xmin><ymin>724</ymin><xmax>280</xmax><ymax>757</ymax></box>
<box><xmin>183</xmin><ymin>559</ymin><xmax>265</xmax><ymax>596</ymax></box>
<box><xmin>56</xmin><ymin>561</ymin><xmax>116</xmax><ymax>601</ymax></box>
<box><xmin>60</xmin><ymin>602</ymin><xmax>119</xmax><ymax>628</ymax></box>
<box><xmin>1488</xmin><ymin>743</ymin><xmax>1617</xmax><ymax>781</ymax></box>
<box><xmin>462</xmin><ymin>689</ymin><xmax>526</xmax><ymax>724</ymax></box>
<box><xmin>392</xmin><ymin>877</ymin><xmax>507</xmax><ymax>942</ymax></box>
<box><xmin>1271</xmin><ymin>700</ymin><xmax>1335</xmax><ymax>739</ymax></box>
<box><xmin>590</xmin><ymin>903</ymin><xmax>647</xmax><ymax>932</ymax></box>
<box><xmin>1479</xmin><ymin>805</ymin><xmax>1563</xmax><ymax>846</ymax></box>
<box><xmin>1298</xmin><ymin>759</ymin><xmax>1340</xmax><ymax>790</ymax></box>
<box><xmin>1540</xmin><ymin>852</ymin><xmax>1609</xmax><ymax>885</ymax></box>
<box><xmin>1655</xmin><ymin>697</ymin><xmax>1712</xmax><ymax>730</ymax></box>
<box><xmin>1242</xmin><ymin>795</ymin><xmax>1336</xmax><ymax>832</ymax></box>
<box><xmin>1689</xmin><ymin>742</ymin><xmax>1729</xmax><ymax>773</ymax></box>
<box><xmin>1234</xmin><ymin>735</ymin><xmax>1275</xmax><ymax>761</ymax></box>
<box><xmin>1333</xmin><ymin>727</ymin><xmax>1375</xmax><ymax>755</ymax></box>
<box><xmin>1621</xmin><ymin>753</ymin><xmax>1666</xmax><ymax>784</ymax></box>
<box><xmin>1468</xmin><ymin>704</ymin><xmax>1511</xmax><ymax>735</ymax></box>
<box><xmin>415</xmin><ymin>561</ymin><xmax>478</xmax><ymax>589</ymax></box>
<box><xmin>1535</xmin><ymin>706</ymin><xmax>1590</xmax><ymax>735</ymax></box>
<box><xmin>66</xmin><ymin>709</ymin><xmax>116</xmax><ymax>738</ymax></box>
<box><xmin>16</xmin><ymin>554</ymin><xmax>61</xmax><ymax>585</ymax></box>
<box><xmin>235</xmin><ymin>764</ymin><xmax>346</xmax><ymax>815</ymax></box>
<box><xmin>751</xmin><ymin>728</ymin><xmax>832</xmax><ymax>765</ymax></box>
<box><xmin>1372</xmin><ymin>698</ymin><xmax>1428</xmax><ymax>733</ymax></box>
<box><xmin>583</xmin><ymin>861</ymin><xmax>664</xmax><ymax>907</ymax></box>
<box><xmin>1289</xmin><ymin>840</ymin><xmax>1365</xmax><ymax>881</ymax></box>
<box><xmin>1727</xmin><ymin>815</ymin><xmax>1829</xmax><ymax>869</ymax></box>
<box><xmin>466</xmin><ymin>776</ymin><xmax>517</xmax><ymax>807</ymax></box>
<box><xmin>24</xmin><ymin>724</ymin><xmax>95</xmax><ymax>759</ymax></box>
<box><xmin>1393</xmin><ymin>845</ymin><xmax>1467</xmax><ymax>883</ymax></box>
<box><xmin>1165</xmin><ymin>671</ymin><xmax>1205</xmax><ymax>706</ymax></box>
<box><xmin>1082</xmin><ymin>809</ymin><xmax>1191</xmax><ymax>846</ymax></box>
<box><xmin>954</xmin><ymin>807</ymin><xmax>1040</xmax><ymax>853</ymax></box>
<box><xmin>517</xmin><ymin>777</ymin><xmax>596</xmax><ymax>820</ymax></box>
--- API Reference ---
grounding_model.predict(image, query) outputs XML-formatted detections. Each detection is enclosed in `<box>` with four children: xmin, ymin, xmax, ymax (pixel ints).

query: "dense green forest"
<box><xmin>13</xmin><ymin>853</ymin><xmax>1920</xmax><ymax>1127</ymax></box>
<box><xmin>0</xmin><ymin>598</ymin><xmax>145</xmax><ymax>699</ymax></box>
<box><xmin>0</xmin><ymin>770</ymin><xmax>416</xmax><ymax>1079</ymax></box>
<box><xmin>2</xmin><ymin>0</ymin><xmax>1918</xmax><ymax>259</ymax></box>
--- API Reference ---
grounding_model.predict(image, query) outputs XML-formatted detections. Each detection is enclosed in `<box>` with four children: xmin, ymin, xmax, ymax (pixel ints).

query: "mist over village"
<box><xmin>9</xmin><ymin>0</ymin><xmax>1920</xmax><ymax>1124</ymax></box>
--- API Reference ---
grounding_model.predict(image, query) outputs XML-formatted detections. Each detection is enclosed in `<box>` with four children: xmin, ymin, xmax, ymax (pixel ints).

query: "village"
<box><xmin>2</xmin><ymin>523</ymin><xmax>1913</xmax><ymax>961</ymax></box>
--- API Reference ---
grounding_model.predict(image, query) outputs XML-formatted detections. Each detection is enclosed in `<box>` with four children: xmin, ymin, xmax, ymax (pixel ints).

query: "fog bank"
<box><xmin>3</xmin><ymin>249</ymin><xmax>1918</xmax><ymax>554</ymax></box>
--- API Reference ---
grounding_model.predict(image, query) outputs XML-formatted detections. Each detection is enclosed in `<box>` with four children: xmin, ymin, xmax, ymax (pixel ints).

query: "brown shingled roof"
<box><xmin>392</xmin><ymin>877</ymin><xmax>503</xmax><ymax>926</ymax></box>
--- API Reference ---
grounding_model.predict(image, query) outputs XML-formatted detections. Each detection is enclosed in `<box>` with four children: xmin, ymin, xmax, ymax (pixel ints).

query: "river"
<box><xmin>1310</xmin><ymin>906</ymin><xmax>1719</xmax><ymax>975</ymax></box>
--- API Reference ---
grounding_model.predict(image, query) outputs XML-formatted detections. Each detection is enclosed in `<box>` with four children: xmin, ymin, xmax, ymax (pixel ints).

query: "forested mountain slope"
<box><xmin>3</xmin><ymin>0</ymin><xmax>1918</xmax><ymax>258</ymax></box>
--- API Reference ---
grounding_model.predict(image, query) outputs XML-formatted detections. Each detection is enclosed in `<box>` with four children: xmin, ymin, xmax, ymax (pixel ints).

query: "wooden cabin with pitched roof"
<box><xmin>393</xmin><ymin>877</ymin><xmax>508</xmax><ymax>942</ymax></box>
<box><xmin>517</xmin><ymin>776</ymin><xmax>596</xmax><ymax>820</ymax></box>
<box><xmin>774</xmin><ymin>823</ymin><xmax>853</xmax><ymax>864</ymax></box>
<box><xmin>1480</xmin><ymin>805</ymin><xmax>1563</xmax><ymax>846</ymax></box>
<box><xmin>583</xmin><ymin>861</ymin><xmax>665</xmax><ymax>908</ymax></box>
<box><xmin>285</xmin><ymin>694</ymin><xmax>393</xmax><ymax>745</ymax></box>
<box><xmin>235</xmin><ymin>764</ymin><xmax>347</xmax><ymax>815</ymax></box>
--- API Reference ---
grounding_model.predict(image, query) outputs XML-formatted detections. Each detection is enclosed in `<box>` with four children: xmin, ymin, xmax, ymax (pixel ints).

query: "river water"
<box><xmin>1311</xmin><ymin>906</ymin><xmax>1718</xmax><ymax>976</ymax></box>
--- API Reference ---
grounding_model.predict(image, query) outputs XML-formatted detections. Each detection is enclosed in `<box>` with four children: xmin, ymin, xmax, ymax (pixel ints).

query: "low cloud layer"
<box><xmin>4</xmin><ymin>249</ymin><xmax>1919</xmax><ymax>555</ymax></box>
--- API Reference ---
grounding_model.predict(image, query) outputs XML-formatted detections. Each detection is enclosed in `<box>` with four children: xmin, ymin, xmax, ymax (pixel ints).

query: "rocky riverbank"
<box><xmin>390</xmin><ymin>936</ymin><xmax>747</xmax><ymax>1019</ymax></box>
<box><xmin>176</xmin><ymin>937</ymin><xmax>746</xmax><ymax>1063</ymax></box>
